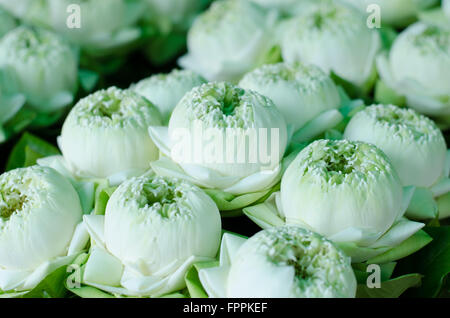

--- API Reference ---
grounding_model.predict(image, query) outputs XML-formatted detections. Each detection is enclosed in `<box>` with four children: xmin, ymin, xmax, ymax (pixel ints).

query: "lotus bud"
<box><xmin>59</xmin><ymin>87</ymin><xmax>162</xmax><ymax>178</ymax></box>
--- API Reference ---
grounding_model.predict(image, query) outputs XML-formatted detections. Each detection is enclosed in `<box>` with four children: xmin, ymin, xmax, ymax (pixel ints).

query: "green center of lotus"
<box><xmin>7</xmin><ymin>26</ymin><xmax>66</xmax><ymax>59</ymax></box>
<box><xmin>70</xmin><ymin>87</ymin><xmax>154</xmax><ymax>128</ymax></box>
<box><xmin>324</xmin><ymin>155</ymin><xmax>354</xmax><ymax>175</ymax></box>
<box><xmin>97</xmin><ymin>99</ymin><xmax>123</xmax><ymax>119</ymax></box>
<box><xmin>258</xmin><ymin>227</ymin><xmax>348</xmax><ymax>295</ymax></box>
<box><xmin>0</xmin><ymin>188</ymin><xmax>28</xmax><ymax>219</ymax></box>
<box><xmin>123</xmin><ymin>175</ymin><xmax>193</xmax><ymax>219</ymax></box>
<box><xmin>311</xmin><ymin>8</ymin><xmax>337</xmax><ymax>29</ymax></box>
<box><xmin>188</xmin><ymin>83</ymin><xmax>255</xmax><ymax>129</ymax></box>
<box><xmin>193</xmin><ymin>0</ymin><xmax>260</xmax><ymax>35</ymax></box>
<box><xmin>298</xmin><ymin>2</ymin><xmax>359</xmax><ymax>33</ymax></box>
<box><xmin>369</xmin><ymin>105</ymin><xmax>441</xmax><ymax>142</ymax></box>
<box><xmin>413</xmin><ymin>25</ymin><xmax>450</xmax><ymax>55</ymax></box>
<box><xmin>300</xmin><ymin>140</ymin><xmax>390</xmax><ymax>185</ymax></box>
<box><xmin>243</xmin><ymin>63</ymin><xmax>330</xmax><ymax>93</ymax></box>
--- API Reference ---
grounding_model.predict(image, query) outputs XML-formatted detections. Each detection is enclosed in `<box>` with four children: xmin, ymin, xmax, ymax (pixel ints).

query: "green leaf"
<box><xmin>94</xmin><ymin>185</ymin><xmax>117</xmax><ymax>215</ymax></box>
<box><xmin>437</xmin><ymin>192</ymin><xmax>450</xmax><ymax>219</ymax></box>
<box><xmin>0</xmin><ymin>257</ymin><xmax>80</xmax><ymax>298</ymax></box>
<box><xmin>330</xmin><ymin>69</ymin><xmax>376</xmax><ymax>101</ymax></box>
<box><xmin>28</xmin><ymin>109</ymin><xmax>65</xmax><ymax>128</ymax></box>
<box><xmin>78</xmin><ymin>69</ymin><xmax>100</xmax><ymax>92</ymax></box>
<box><xmin>258</xmin><ymin>45</ymin><xmax>283</xmax><ymax>66</ymax></box>
<box><xmin>6</xmin><ymin>132</ymin><xmax>59</xmax><ymax>171</ymax></box>
<box><xmin>356</xmin><ymin>273</ymin><xmax>422</xmax><ymax>298</ymax></box>
<box><xmin>1</xmin><ymin>108</ymin><xmax>37</xmax><ymax>141</ymax></box>
<box><xmin>352</xmin><ymin>262</ymin><xmax>397</xmax><ymax>284</ymax></box>
<box><xmin>145</xmin><ymin>32</ymin><xmax>186</xmax><ymax>66</ymax></box>
<box><xmin>204</xmin><ymin>186</ymin><xmax>278</xmax><ymax>212</ymax></box>
<box><xmin>379</xmin><ymin>26</ymin><xmax>398</xmax><ymax>50</ymax></box>
<box><xmin>395</xmin><ymin>226</ymin><xmax>450</xmax><ymax>297</ymax></box>
<box><xmin>374</xmin><ymin>79</ymin><xmax>406</xmax><ymax>107</ymax></box>
<box><xmin>366</xmin><ymin>230</ymin><xmax>432</xmax><ymax>264</ymax></box>
<box><xmin>185</xmin><ymin>262</ymin><xmax>218</xmax><ymax>298</ymax></box>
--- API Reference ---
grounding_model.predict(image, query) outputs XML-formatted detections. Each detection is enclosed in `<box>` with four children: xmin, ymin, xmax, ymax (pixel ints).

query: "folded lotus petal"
<box><xmin>198</xmin><ymin>265</ymin><xmax>230</xmax><ymax>298</ymax></box>
<box><xmin>148</xmin><ymin>126</ymin><xmax>172</xmax><ymax>157</ymax></box>
<box><xmin>243</xmin><ymin>200</ymin><xmax>285</xmax><ymax>230</ymax></box>
<box><xmin>0</xmin><ymin>269</ymin><xmax>30</xmax><ymax>291</ymax></box>
<box><xmin>22</xmin><ymin>255</ymin><xmax>76</xmax><ymax>290</ymax></box>
<box><xmin>68</xmin><ymin>222</ymin><xmax>90</xmax><ymax>256</ymax></box>
<box><xmin>83</xmin><ymin>215</ymin><xmax>106</xmax><ymax>249</ymax></box>
<box><xmin>83</xmin><ymin>247</ymin><xmax>123</xmax><ymax>287</ymax></box>
<box><xmin>199</xmin><ymin>233</ymin><xmax>246</xmax><ymax>298</ymax></box>
<box><xmin>370</xmin><ymin>218</ymin><xmax>425</xmax><ymax>249</ymax></box>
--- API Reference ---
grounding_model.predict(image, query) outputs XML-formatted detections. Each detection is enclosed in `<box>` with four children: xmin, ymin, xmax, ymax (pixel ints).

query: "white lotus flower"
<box><xmin>244</xmin><ymin>139</ymin><xmax>425</xmax><ymax>262</ymax></box>
<box><xmin>0</xmin><ymin>166</ymin><xmax>83</xmax><ymax>294</ymax></box>
<box><xmin>341</xmin><ymin>0</ymin><xmax>439</xmax><ymax>27</ymax></box>
<box><xmin>0</xmin><ymin>0</ymin><xmax>48</xmax><ymax>27</ymax></box>
<box><xmin>145</xmin><ymin>0</ymin><xmax>211</xmax><ymax>31</ymax></box>
<box><xmin>131</xmin><ymin>69</ymin><xmax>206</xmax><ymax>124</ymax></box>
<box><xmin>239</xmin><ymin>62</ymin><xmax>342</xmax><ymax>133</ymax></box>
<box><xmin>0</xmin><ymin>8</ymin><xmax>16</xmax><ymax>38</ymax></box>
<box><xmin>199</xmin><ymin>227</ymin><xmax>356</xmax><ymax>298</ymax></box>
<box><xmin>0</xmin><ymin>26</ymin><xmax>78</xmax><ymax>113</ymax></box>
<box><xmin>281</xmin><ymin>0</ymin><xmax>381</xmax><ymax>91</ymax></box>
<box><xmin>81</xmin><ymin>172</ymin><xmax>222</xmax><ymax>297</ymax></box>
<box><xmin>179</xmin><ymin>0</ymin><xmax>278</xmax><ymax>82</ymax></box>
<box><xmin>59</xmin><ymin>87</ymin><xmax>162</xmax><ymax>179</ymax></box>
<box><xmin>148</xmin><ymin>82</ymin><xmax>287</xmax><ymax>210</ymax></box>
<box><xmin>43</xmin><ymin>0</ymin><xmax>145</xmax><ymax>55</ymax></box>
<box><xmin>376</xmin><ymin>22</ymin><xmax>450</xmax><ymax>117</ymax></box>
<box><xmin>344</xmin><ymin>104</ymin><xmax>447</xmax><ymax>188</ymax></box>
